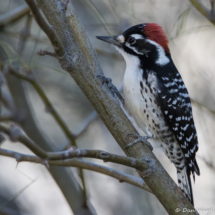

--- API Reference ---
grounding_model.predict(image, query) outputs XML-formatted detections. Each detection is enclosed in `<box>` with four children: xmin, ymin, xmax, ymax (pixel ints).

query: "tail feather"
<box><xmin>193</xmin><ymin>158</ymin><xmax>200</xmax><ymax>176</ymax></box>
<box><xmin>177</xmin><ymin>167</ymin><xmax>194</xmax><ymax>205</ymax></box>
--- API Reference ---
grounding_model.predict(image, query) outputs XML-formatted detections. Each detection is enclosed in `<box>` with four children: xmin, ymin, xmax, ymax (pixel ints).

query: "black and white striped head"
<box><xmin>97</xmin><ymin>23</ymin><xmax>170</xmax><ymax>67</ymax></box>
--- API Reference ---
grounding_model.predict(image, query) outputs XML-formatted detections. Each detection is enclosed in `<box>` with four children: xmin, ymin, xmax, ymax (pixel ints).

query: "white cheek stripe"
<box><xmin>130</xmin><ymin>34</ymin><xmax>144</xmax><ymax>40</ymax></box>
<box><xmin>125</xmin><ymin>42</ymin><xmax>143</xmax><ymax>55</ymax></box>
<box><xmin>146</xmin><ymin>39</ymin><xmax>170</xmax><ymax>66</ymax></box>
<box><xmin>124</xmin><ymin>34</ymin><xmax>145</xmax><ymax>55</ymax></box>
<box><xmin>124</xmin><ymin>34</ymin><xmax>144</xmax><ymax>55</ymax></box>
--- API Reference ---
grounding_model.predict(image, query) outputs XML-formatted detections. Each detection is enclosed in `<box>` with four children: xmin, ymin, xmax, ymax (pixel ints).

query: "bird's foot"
<box><xmin>97</xmin><ymin>75</ymin><xmax>124</xmax><ymax>104</ymax></box>
<box><xmin>97</xmin><ymin>74</ymin><xmax>112</xmax><ymax>86</ymax></box>
<box><xmin>125</xmin><ymin>134</ymin><xmax>153</xmax><ymax>151</ymax></box>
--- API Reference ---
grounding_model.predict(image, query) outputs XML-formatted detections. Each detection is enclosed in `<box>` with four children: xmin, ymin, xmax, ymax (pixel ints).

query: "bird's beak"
<box><xmin>96</xmin><ymin>36</ymin><xmax>122</xmax><ymax>48</ymax></box>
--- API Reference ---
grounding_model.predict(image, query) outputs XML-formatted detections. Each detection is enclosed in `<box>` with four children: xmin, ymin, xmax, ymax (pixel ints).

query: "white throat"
<box><xmin>114</xmin><ymin>46</ymin><xmax>140</xmax><ymax>72</ymax></box>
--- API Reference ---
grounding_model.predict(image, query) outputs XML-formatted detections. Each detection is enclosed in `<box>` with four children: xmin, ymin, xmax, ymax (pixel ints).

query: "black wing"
<box><xmin>153</xmin><ymin>63</ymin><xmax>200</xmax><ymax>177</ymax></box>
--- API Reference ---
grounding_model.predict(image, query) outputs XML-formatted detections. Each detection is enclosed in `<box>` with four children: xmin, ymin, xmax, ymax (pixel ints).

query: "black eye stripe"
<box><xmin>128</xmin><ymin>37</ymin><xmax>136</xmax><ymax>44</ymax></box>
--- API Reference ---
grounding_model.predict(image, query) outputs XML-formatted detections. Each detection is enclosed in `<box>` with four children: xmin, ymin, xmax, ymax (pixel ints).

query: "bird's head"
<box><xmin>96</xmin><ymin>23</ymin><xmax>170</xmax><ymax>67</ymax></box>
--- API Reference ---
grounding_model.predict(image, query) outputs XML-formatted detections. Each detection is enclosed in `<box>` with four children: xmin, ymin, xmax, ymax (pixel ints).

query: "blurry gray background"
<box><xmin>0</xmin><ymin>0</ymin><xmax>214</xmax><ymax>214</ymax></box>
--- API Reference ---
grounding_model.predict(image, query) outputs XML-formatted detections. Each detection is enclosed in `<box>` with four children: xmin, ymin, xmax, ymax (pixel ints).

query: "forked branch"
<box><xmin>0</xmin><ymin>147</ymin><xmax>152</xmax><ymax>193</ymax></box>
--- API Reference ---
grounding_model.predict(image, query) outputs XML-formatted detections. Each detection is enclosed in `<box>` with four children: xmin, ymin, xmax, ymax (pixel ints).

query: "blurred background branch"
<box><xmin>8</xmin><ymin>66</ymin><xmax>77</xmax><ymax>146</ymax></box>
<box><xmin>0</xmin><ymin>4</ymin><xmax>29</xmax><ymax>29</ymax></box>
<box><xmin>190</xmin><ymin>0</ymin><xmax>215</xmax><ymax>25</ymax></box>
<box><xmin>1</xmin><ymin>60</ymin><xmax>95</xmax><ymax>215</ymax></box>
<box><xmin>0</xmin><ymin>4</ymin><xmax>95</xmax><ymax>212</ymax></box>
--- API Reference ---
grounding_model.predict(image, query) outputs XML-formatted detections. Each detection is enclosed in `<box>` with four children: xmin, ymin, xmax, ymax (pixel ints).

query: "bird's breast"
<box><xmin>123</xmin><ymin>67</ymin><xmax>151</xmax><ymax>135</ymax></box>
<box><xmin>123</xmin><ymin>67</ymin><xmax>167</xmax><ymax>140</ymax></box>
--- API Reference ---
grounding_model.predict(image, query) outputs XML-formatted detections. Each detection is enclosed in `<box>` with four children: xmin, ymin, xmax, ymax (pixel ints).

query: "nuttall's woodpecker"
<box><xmin>96</xmin><ymin>23</ymin><xmax>200</xmax><ymax>205</ymax></box>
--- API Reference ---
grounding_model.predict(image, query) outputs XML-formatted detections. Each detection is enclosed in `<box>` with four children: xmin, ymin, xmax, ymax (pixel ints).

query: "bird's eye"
<box><xmin>128</xmin><ymin>37</ymin><xmax>136</xmax><ymax>45</ymax></box>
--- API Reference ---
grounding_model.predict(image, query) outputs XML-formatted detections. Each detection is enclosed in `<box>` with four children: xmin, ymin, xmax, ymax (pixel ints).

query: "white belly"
<box><xmin>123</xmin><ymin>66</ymin><xmax>166</xmax><ymax>140</ymax></box>
<box><xmin>124</xmin><ymin>68</ymin><xmax>148</xmax><ymax>133</ymax></box>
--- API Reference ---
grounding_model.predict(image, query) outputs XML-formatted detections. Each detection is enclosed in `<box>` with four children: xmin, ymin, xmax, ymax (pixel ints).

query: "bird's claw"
<box><xmin>97</xmin><ymin>75</ymin><xmax>112</xmax><ymax>86</ymax></box>
<box><xmin>125</xmin><ymin>134</ymin><xmax>153</xmax><ymax>151</ymax></box>
<box><xmin>97</xmin><ymin>75</ymin><xmax>124</xmax><ymax>103</ymax></box>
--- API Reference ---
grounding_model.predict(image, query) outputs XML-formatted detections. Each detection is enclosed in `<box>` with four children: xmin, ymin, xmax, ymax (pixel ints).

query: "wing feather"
<box><xmin>153</xmin><ymin>67</ymin><xmax>200</xmax><ymax>176</ymax></box>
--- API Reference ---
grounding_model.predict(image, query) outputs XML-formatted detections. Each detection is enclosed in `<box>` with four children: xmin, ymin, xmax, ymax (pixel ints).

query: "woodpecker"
<box><xmin>97</xmin><ymin>23</ymin><xmax>200</xmax><ymax>205</ymax></box>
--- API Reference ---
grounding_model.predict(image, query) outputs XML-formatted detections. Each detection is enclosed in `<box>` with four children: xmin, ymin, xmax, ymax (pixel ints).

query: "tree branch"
<box><xmin>3</xmin><ymin>62</ymin><xmax>88</xmax><ymax>209</ymax></box>
<box><xmin>8</xmin><ymin>65</ymin><xmax>76</xmax><ymax>146</ymax></box>
<box><xmin>37</xmin><ymin>49</ymin><xmax>56</xmax><ymax>57</ymax></box>
<box><xmin>0</xmin><ymin>123</ymin><xmax>149</xmax><ymax>170</ymax></box>
<box><xmin>1</xmin><ymin>48</ymin><xmax>94</xmax><ymax>214</ymax></box>
<box><xmin>24</xmin><ymin>0</ymin><xmax>64</xmax><ymax>56</ymax></box>
<box><xmin>1</xmin><ymin>30</ymin><xmax>50</xmax><ymax>44</ymax></box>
<box><xmin>17</xmin><ymin>13</ymin><xmax>33</xmax><ymax>55</ymax></box>
<box><xmin>74</xmin><ymin>85</ymin><xmax>123</xmax><ymax>139</ymax></box>
<box><xmin>53</xmin><ymin>159</ymin><xmax>152</xmax><ymax>193</ymax></box>
<box><xmin>0</xmin><ymin>124</ymin><xmax>47</xmax><ymax>158</ymax></box>
<box><xmin>190</xmin><ymin>0</ymin><xmax>215</xmax><ymax>25</ymax></box>
<box><xmin>74</xmin><ymin>111</ymin><xmax>98</xmax><ymax>138</ymax></box>
<box><xmin>0</xmin><ymin>148</ymin><xmax>152</xmax><ymax>194</ymax></box>
<box><xmin>0</xmin><ymin>4</ymin><xmax>30</xmax><ymax>29</ymax></box>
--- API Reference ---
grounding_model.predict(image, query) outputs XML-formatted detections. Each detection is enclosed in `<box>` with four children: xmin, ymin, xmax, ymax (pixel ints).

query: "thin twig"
<box><xmin>211</xmin><ymin>0</ymin><xmax>215</xmax><ymax>13</ymax></box>
<box><xmin>2</xmin><ymin>34</ymin><xmax>91</xmax><ymax>213</ymax></box>
<box><xmin>0</xmin><ymin>148</ymin><xmax>152</xmax><ymax>193</ymax></box>
<box><xmin>37</xmin><ymin>49</ymin><xmax>56</xmax><ymax>57</ymax></box>
<box><xmin>5</xmin><ymin>63</ymin><xmax>89</xmax><ymax>209</ymax></box>
<box><xmin>0</xmin><ymin>123</ymin><xmax>149</xmax><ymax>169</ymax></box>
<box><xmin>0</xmin><ymin>120</ymin><xmax>151</xmax><ymax>203</ymax></box>
<box><xmin>24</xmin><ymin>0</ymin><xmax>64</xmax><ymax>56</ymax></box>
<box><xmin>47</xmin><ymin>148</ymin><xmax>149</xmax><ymax>169</ymax></box>
<box><xmin>190</xmin><ymin>0</ymin><xmax>215</xmax><ymax>25</ymax></box>
<box><xmin>1</xmin><ymin>30</ymin><xmax>50</xmax><ymax>43</ymax></box>
<box><xmin>0</xmin><ymin>124</ymin><xmax>47</xmax><ymax>158</ymax></box>
<box><xmin>0</xmin><ymin>115</ymin><xmax>16</xmax><ymax>122</ymax></box>
<box><xmin>52</xmin><ymin>160</ymin><xmax>152</xmax><ymax>194</ymax></box>
<box><xmin>8</xmin><ymin>66</ymin><xmax>76</xmax><ymax>146</ymax></box>
<box><xmin>75</xmin><ymin>84</ymin><xmax>123</xmax><ymax>139</ymax></box>
<box><xmin>75</xmin><ymin>111</ymin><xmax>98</xmax><ymax>138</ymax></box>
<box><xmin>17</xmin><ymin>13</ymin><xmax>33</xmax><ymax>54</ymax></box>
<box><xmin>0</xmin><ymin>4</ymin><xmax>30</xmax><ymax>28</ymax></box>
<box><xmin>78</xmin><ymin>168</ymin><xmax>87</xmax><ymax>206</ymax></box>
